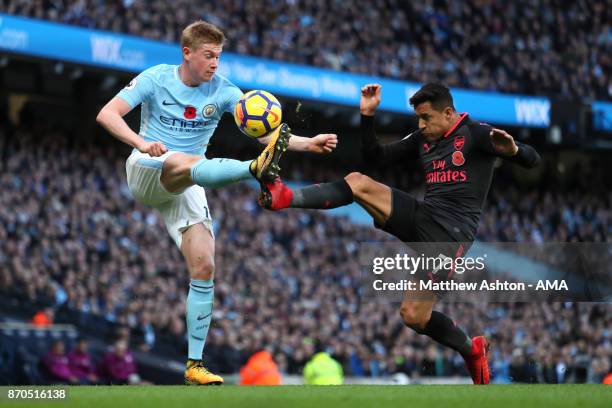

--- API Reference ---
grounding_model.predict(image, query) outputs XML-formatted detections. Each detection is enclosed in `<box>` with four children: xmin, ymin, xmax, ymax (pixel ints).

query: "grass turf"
<box><xmin>2</xmin><ymin>385</ymin><xmax>610</xmax><ymax>408</ymax></box>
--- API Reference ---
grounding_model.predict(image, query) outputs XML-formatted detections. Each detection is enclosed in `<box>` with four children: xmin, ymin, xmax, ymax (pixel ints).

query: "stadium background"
<box><xmin>0</xmin><ymin>0</ymin><xmax>610</xmax><ymax>387</ymax></box>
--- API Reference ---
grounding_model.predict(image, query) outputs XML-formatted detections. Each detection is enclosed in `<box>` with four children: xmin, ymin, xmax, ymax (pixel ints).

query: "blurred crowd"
<box><xmin>3</xmin><ymin>0</ymin><xmax>610</xmax><ymax>100</ymax></box>
<box><xmin>478</xmin><ymin>187</ymin><xmax>610</xmax><ymax>243</ymax></box>
<box><xmin>0</xmin><ymin>124</ymin><xmax>610</xmax><ymax>384</ymax></box>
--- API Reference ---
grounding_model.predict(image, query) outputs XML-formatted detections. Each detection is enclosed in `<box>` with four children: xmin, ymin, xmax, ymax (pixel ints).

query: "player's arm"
<box><xmin>477</xmin><ymin>127</ymin><xmax>541</xmax><ymax>168</ymax></box>
<box><xmin>258</xmin><ymin>132</ymin><xmax>338</xmax><ymax>154</ymax></box>
<box><xmin>226</xmin><ymin>86</ymin><xmax>337</xmax><ymax>154</ymax></box>
<box><xmin>96</xmin><ymin>74</ymin><xmax>167</xmax><ymax>157</ymax></box>
<box><xmin>360</xmin><ymin>84</ymin><xmax>418</xmax><ymax>164</ymax></box>
<box><xmin>96</xmin><ymin>97</ymin><xmax>165</xmax><ymax>156</ymax></box>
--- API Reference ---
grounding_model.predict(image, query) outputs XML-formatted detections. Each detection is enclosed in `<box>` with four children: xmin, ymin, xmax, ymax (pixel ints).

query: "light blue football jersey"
<box><xmin>117</xmin><ymin>64</ymin><xmax>243</xmax><ymax>156</ymax></box>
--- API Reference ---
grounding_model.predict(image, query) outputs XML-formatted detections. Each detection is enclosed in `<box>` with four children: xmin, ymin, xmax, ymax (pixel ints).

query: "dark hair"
<box><xmin>409</xmin><ymin>83</ymin><xmax>455</xmax><ymax>111</ymax></box>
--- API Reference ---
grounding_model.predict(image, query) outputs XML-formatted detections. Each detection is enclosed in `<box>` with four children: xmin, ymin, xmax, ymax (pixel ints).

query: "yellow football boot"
<box><xmin>249</xmin><ymin>123</ymin><xmax>291</xmax><ymax>183</ymax></box>
<box><xmin>184</xmin><ymin>360</ymin><xmax>224</xmax><ymax>385</ymax></box>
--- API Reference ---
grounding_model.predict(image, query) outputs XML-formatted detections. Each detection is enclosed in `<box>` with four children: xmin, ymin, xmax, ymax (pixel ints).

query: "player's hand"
<box><xmin>490</xmin><ymin>128</ymin><xmax>518</xmax><ymax>156</ymax></box>
<box><xmin>137</xmin><ymin>141</ymin><xmax>168</xmax><ymax>157</ymax></box>
<box><xmin>309</xmin><ymin>133</ymin><xmax>338</xmax><ymax>153</ymax></box>
<box><xmin>360</xmin><ymin>83</ymin><xmax>382</xmax><ymax>116</ymax></box>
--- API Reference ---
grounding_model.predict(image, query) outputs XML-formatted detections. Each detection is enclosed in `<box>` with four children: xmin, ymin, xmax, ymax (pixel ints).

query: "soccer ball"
<box><xmin>234</xmin><ymin>90</ymin><xmax>282</xmax><ymax>138</ymax></box>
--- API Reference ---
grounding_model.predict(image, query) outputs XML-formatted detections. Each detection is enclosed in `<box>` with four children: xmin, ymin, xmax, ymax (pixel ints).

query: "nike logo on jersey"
<box><xmin>162</xmin><ymin>100</ymin><xmax>180</xmax><ymax>106</ymax></box>
<box><xmin>197</xmin><ymin>312</ymin><xmax>212</xmax><ymax>321</ymax></box>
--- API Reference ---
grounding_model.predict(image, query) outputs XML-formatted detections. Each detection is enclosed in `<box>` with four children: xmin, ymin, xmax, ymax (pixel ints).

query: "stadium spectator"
<box><xmin>41</xmin><ymin>340</ymin><xmax>79</xmax><ymax>384</ymax></box>
<box><xmin>31</xmin><ymin>307</ymin><xmax>54</xmax><ymax>327</ymax></box>
<box><xmin>98</xmin><ymin>339</ymin><xmax>141</xmax><ymax>385</ymax></box>
<box><xmin>303</xmin><ymin>351</ymin><xmax>344</xmax><ymax>385</ymax></box>
<box><xmin>239</xmin><ymin>350</ymin><xmax>282</xmax><ymax>385</ymax></box>
<box><xmin>67</xmin><ymin>338</ymin><xmax>100</xmax><ymax>384</ymax></box>
<box><xmin>134</xmin><ymin>312</ymin><xmax>156</xmax><ymax>352</ymax></box>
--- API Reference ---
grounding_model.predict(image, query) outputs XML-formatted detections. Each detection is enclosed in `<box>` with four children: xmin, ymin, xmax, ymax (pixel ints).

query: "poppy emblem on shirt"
<box><xmin>453</xmin><ymin>135</ymin><xmax>465</xmax><ymax>151</ymax></box>
<box><xmin>452</xmin><ymin>151</ymin><xmax>465</xmax><ymax>166</ymax></box>
<box><xmin>184</xmin><ymin>106</ymin><xmax>197</xmax><ymax>119</ymax></box>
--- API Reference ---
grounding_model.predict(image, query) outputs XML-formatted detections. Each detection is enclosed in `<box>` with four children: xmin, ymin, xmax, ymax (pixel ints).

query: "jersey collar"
<box><xmin>443</xmin><ymin>112</ymin><xmax>469</xmax><ymax>138</ymax></box>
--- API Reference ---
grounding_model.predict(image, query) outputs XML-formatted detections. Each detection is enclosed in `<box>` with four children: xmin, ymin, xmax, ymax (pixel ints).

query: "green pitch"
<box><xmin>3</xmin><ymin>385</ymin><xmax>610</xmax><ymax>408</ymax></box>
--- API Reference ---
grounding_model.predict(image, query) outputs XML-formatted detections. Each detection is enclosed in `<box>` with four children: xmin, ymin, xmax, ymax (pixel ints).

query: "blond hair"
<box><xmin>181</xmin><ymin>21</ymin><xmax>225</xmax><ymax>49</ymax></box>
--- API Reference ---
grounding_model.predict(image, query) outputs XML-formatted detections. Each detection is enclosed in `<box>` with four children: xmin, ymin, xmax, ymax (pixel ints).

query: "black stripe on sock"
<box><xmin>190</xmin><ymin>283</ymin><xmax>214</xmax><ymax>290</ymax></box>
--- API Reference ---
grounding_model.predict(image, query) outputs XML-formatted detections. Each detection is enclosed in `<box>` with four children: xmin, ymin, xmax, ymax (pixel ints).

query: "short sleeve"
<box><xmin>116</xmin><ymin>71</ymin><xmax>155</xmax><ymax>108</ymax></box>
<box><xmin>223</xmin><ymin>84</ymin><xmax>243</xmax><ymax>115</ymax></box>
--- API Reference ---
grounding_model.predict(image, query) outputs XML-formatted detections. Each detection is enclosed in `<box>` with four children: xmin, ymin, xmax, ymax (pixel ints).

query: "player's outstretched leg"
<box><xmin>259</xmin><ymin>177</ymin><xmax>354</xmax><ymax>210</ymax></box>
<box><xmin>170</xmin><ymin>123</ymin><xmax>290</xmax><ymax>192</ymax></box>
<box><xmin>249</xmin><ymin>123</ymin><xmax>292</xmax><ymax>183</ymax></box>
<box><xmin>259</xmin><ymin>172</ymin><xmax>393</xmax><ymax>223</ymax></box>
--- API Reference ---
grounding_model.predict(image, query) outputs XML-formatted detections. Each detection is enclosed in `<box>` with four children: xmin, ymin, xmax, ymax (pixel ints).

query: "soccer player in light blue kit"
<box><xmin>96</xmin><ymin>21</ymin><xmax>337</xmax><ymax>385</ymax></box>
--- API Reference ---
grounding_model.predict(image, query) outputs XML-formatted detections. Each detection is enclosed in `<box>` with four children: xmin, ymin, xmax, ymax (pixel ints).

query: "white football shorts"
<box><xmin>125</xmin><ymin>150</ymin><xmax>213</xmax><ymax>248</ymax></box>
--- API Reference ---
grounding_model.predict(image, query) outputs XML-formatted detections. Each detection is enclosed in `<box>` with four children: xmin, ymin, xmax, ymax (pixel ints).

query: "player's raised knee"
<box><xmin>162</xmin><ymin>153</ymin><xmax>193</xmax><ymax>176</ymax></box>
<box><xmin>344</xmin><ymin>172</ymin><xmax>372</xmax><ymax>195</ymax></box>
<box><xmin>160</xmin><ymin>153</ymin><xmax>200</xmax><ymax>192</ymax></box>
